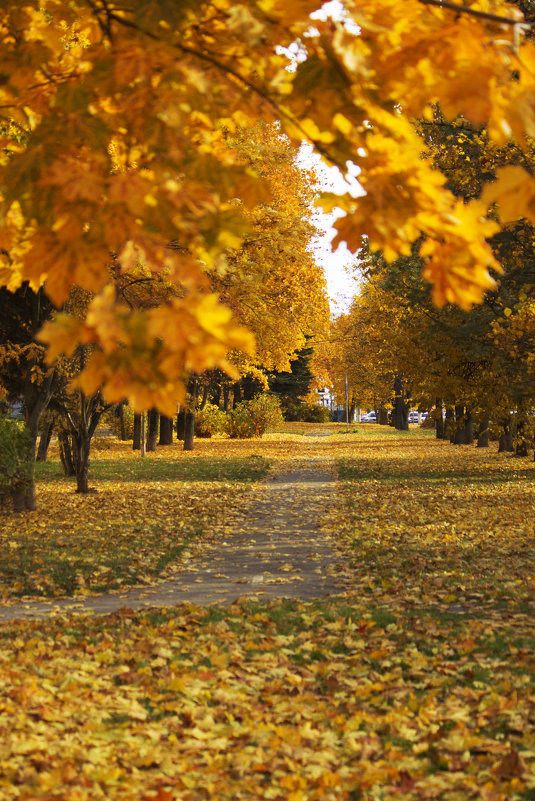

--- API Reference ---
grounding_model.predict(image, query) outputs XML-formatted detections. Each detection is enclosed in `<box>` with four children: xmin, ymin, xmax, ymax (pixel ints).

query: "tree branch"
<box><xmin>419</xmin><ymin>0</ymin><xmax>528</xmax><ymax>27</ymax></box>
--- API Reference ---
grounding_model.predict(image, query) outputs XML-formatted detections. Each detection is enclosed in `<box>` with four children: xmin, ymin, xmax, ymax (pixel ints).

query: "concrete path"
<box><xmin>0</xmin><ymin>462</ymin><xmax>343</xmax><ymax>620</ymax></box>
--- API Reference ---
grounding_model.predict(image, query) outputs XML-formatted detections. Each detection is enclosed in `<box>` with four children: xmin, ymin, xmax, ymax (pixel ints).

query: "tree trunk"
<box><xmin>476</xmin><ymin>419</ymin><xmax>490</xmax><ymax>448</ymax></box>
<box><xmin>176</xmin><ymin>410</ymin><xmax>186</xmax><ymax>441</ymax></box>
<box><xmin>36</xmin><ymin>419</ymin><xmax>54</xmax><ymax>462</ymax></box>
<box><xmin>133</xmin><ymin>413</ymin><xmax>141</xmax><ymax>450</ymax></box>
<box><xmin>516</xmin><ymin>420</ymin><xmax>529</xmax><ymax>457</ymax></box>
<box><xmin>59</xmin><ymin>430</ymin><xmax>76</xmax><ymax>476</ymax></box>
<box><xmin>199</xmin><ymin>385</ymin><xmax>209</xmax><ymax>410</ymax></box>
<box><xmin>183</xmin><ymin>411</ymin><xmax>195</xmax><ymax>451</ymax></box>
<box><xmin>378</xmin><ymin>406</ymin><xmax>388</xmax><ymax>425</ymax></box>
<box><xmin>118</xmin><ymin>401</ymin><xmax>128</xmax><ymax>441</ymax></box>
<box><xmin>222</xmin><ymin>386</ymin><xmax>230</xmax><ymax>413</ymax></box>
<box><xmin>392</xmin><ymin>375</ymin><xmax>409</xmax><ymax>431</ymax></box>
<box><xmin>233</xmin><ymin>382</ymin><xmax>242</xmax><ymax>408</ymax></box>
<box><xmin>435</xmin><ymin>399</ymin><xmax>445</xmax><ymax>439</ymax></box>
<box><xmin>462</xmin><ymin>410</ymin><xmax>474</xmax><ymax>445</ymax></box>
<box><xmin>146</xmin><ymin>408</ymin><xmax>159</xmax><ymax>452</ymax></box>
<box><xmin>453</xmin><ymin>405</ymin><xmax>465</xmax><ymax>444</ymax></box>
<box><xmin>158</xmin><ymin>414</ymin><xmax>174</xmax><ymax>445</ymax></box>
<box><xmin>74</xmin><ymin>434</ymin><xmax>91</xmax><ymax>493</ymax></box>
<box><xmin>498</xmin><ymin>417</ymin><xmax>514</xmax><ymax>452</ymax></box>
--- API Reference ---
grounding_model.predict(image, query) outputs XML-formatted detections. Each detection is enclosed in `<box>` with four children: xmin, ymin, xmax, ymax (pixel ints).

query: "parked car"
<box><xmin>360</xmin><ymin>412</ymin><xmax>377</xmax><ymax>423</ymax></box>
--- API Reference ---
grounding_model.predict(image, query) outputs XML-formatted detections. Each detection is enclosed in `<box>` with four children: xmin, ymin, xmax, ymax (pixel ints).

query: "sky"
<box><xmin>297</xmin><ymin>143</ymin><xmax>363</xmax><ymax>316</ymax></box>
<box><xmin>294</xmin><ymin>1</ymin><xmax>363</xmax><ymax>317</ymax></box>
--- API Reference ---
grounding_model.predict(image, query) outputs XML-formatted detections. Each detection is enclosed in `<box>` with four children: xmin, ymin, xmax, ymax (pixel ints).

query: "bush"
<box><xmin>195</xmin><ymin>403</ymin><xmax>227</xmax><ymax>438</ymax></box>
<box><xmin>283</xmin><ymin>399</ymin><xmax>331</xmax><ymax>423</ymax></box>
<box><xmin>0</xmin><ymin>416</ymin><xmax>34</xmax><ymax>508</ymax></box>
<box><xmin>226</xmin><ymin>394</ymin><xmax>283</xmax><ymax>438</ymax></box>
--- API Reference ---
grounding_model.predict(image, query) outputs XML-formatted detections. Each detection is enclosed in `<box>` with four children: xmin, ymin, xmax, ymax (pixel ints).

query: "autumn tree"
<box><xmin>2</xmin><ymin>0</ymin><xmax>535</xmax><ymax>427</ymax></box>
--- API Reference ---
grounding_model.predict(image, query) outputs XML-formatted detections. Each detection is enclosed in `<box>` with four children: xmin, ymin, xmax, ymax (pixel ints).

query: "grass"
<box><xmin>2</xmin><ymin>426</ymin><xmax>535</xmax><ymax>798</ymax></box>
<box><xmin>0</xmin><ymin>436</ymin><xmax>270</xmax><ymax>598</ymax></box>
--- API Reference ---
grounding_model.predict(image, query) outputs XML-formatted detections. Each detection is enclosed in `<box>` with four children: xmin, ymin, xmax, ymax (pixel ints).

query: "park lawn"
<box><xmin>2</xmin><ymin>427</ymin><xmax>535</xmax><ymax>799</ymax></box>
<box><xmin>0</xmin><ymin>436</ymin><xmax>271</xmax><ymax>599</ymax></box>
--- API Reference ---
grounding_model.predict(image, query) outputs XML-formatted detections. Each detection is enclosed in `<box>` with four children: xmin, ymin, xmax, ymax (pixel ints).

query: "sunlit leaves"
<box><xmin>2</xmin><ymin>428</ymin><xmax>535</xmax><ymax>799</ymax></box>
<box><xmin>2</xmin><ymin>0</ymin><xmax>535</xmax><ymax>410</ymax></box>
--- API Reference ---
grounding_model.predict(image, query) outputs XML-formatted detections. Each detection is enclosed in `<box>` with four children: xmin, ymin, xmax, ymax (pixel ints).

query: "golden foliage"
<box><xmin>1</xmin><ymin>0</ymin><xmax>535</xmax><ymax>409</ymax></box>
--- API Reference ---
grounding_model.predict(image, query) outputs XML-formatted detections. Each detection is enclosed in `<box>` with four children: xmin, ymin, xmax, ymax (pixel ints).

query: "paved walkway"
<box><xmin>0</xmin><ymin>461</ymin><xmax>343</xmax><ymax>620</ymax></box>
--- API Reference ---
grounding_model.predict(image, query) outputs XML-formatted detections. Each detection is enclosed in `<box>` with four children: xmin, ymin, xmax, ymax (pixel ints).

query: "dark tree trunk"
<box><xmin>516</xmin><ymin>421</ymin><xmax>529</xmax><ymax>457</ymax></box>
<box><xmin>477</xmin><ymin>419</ymin><xmax>490</xmax><ymax>448</ymax></box>
<box><xmin>36</xmin><ymin>419</ymin><xmax>54</xmax><ymax>462</ymax></box>
<box><xmin>118</xmin><ymin>402</ymin><xmax>128</xmax><ymax>441</ymax></box>
<box><xmin>222</xmin><ymin>386</ymin><xmax>230</xmax><ymax>412</ymax></box>
<box><xmin>199</xmin><ymin>385</ymin><xmax>209</xmax><ymax>410</ymax></box>
<box><xmin>392</xmin><ymin>375</ymin><xmax>409</xmax><ymax>431</ymax></box>
<box><xmin>158</xmin><ymin>415</ymin><xmax>174</xmax><ymax>445</ymax></box>
<box><xmin>59</xmin><ymin>430</ymin><xmax>76</xmax><ymax>476</ymax></box>
<box><xmin>453</xmin><ymin>405</ymin><xmax>465</xmax><ymax>444</ymax></box>
<box><xmin>183</xmin><ymin>411</ymin><xmax>195</xmax><ymax>451</ymax></box>
<box><xmin>22</xmin><ymin>365</ymin><xmax>56</xmax><ymax>511</ymax></box>
<box><xmin>435</xmin><ymin>399</ymin><xmax>445</xmax><ymax>439</ymax></box>
<box><xmin>443</xmin><ymin>405</ymin><xmax>454</xmax><ymax>441</ymax></box>
<box><xmin>462</xmin><ymin>410</ymin><xmax>474</xmax><ymax>445</ymax></box>
<box><xmin>378</xmin><ymin>406</ymin><xmax>389</xmax><ymax>425</ymax></box>
<box><xmin>233</xmin><ymin>382</ymin><xmax>242</xmax><ymax>408</ymax></box>
<box><xmin>498</xmin><ymin>417</ymin><xmax>515</xmax><ymax>452</ymax></box>
<box><xmin>74</xmin><ymin>434</ymin><xmax>91</xmax><ymax>494</ymax></box>
<box><xmin>133</xmin><ymin>413</ymin><xmax>141</xmax><ymax>450</ymax></box>
<box><xmin>146</xmin><ymin>408</ymin><xmax>159</xmax><ymax>452</ymax></box>
<box><xmin>176</xmin><ymin>410</ymin><xmax>186</xmax><ymax>441</ymax></box>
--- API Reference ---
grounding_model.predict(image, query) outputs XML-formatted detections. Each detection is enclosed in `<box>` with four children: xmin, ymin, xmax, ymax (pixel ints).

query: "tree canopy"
<box><xmin>1</xmin><ymin>0</ymin><xmax>534</xmax><ymax>412</ymax></box>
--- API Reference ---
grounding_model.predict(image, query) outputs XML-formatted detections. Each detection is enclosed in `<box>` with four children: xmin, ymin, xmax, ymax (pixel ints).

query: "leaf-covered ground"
<box><xmin>0</xmin><ymin>438</ymin><xmax>270</xmax><ymax>598</ymax></box>
<box><xmin>2</xmin><ymin>425</ymin><xmax>535</xmax><ymax>800</ymax></box>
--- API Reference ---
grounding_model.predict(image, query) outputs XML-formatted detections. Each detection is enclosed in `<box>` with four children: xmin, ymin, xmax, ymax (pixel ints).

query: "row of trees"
<box><xmin>0</xmin><ymin>121</ymin><xmax>329</xmax><ymax>508</ymax></box>
<box><xmin>4</xmin><ymin>1</ymin><xmax>535</xmax><ymax>504</ymax></box>
<box><xmin>330</xmin><ymin>88</ymin><xmax>535</xmax><ymax>451</ymax></box>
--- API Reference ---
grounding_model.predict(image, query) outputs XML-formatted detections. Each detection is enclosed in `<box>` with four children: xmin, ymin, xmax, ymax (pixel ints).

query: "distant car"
<box><xmin>360</xmin><ymin>412</ymin><xmax>377</xmax><ymax>423</ymax></box>
<box><xmin>409</xmin><ymin>411</ymin><xmax>428</xmax><ymax>424</ymax></box>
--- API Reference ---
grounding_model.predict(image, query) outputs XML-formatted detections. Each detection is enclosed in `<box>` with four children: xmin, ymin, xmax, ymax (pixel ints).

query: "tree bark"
<box><xmin>392</xmin><ymin>375</ymin><xmax>409</xmax><ymax>431</ymax></box>
<box><xmin>199</xmin><ymin>385</ymin><xmax>209</xmax><ymax>410</ymax></box>
<box><xmin>233</xmin><ymin>382</ymin><xmax>242</xmax><ymax>408</ymax></box>
<box><xmin>476</xmin><ymin>419</ymin><xmax>490</xmax><ymax>448</ymax></box>
<box><xmin>133</xmin><ymin>413</ymin><xmax>141</xmax><ymax>450</ymax></box>
<box><xmin>435</xmin><ymin>399</ymin><xmax>445</xmax><ymax>439</ymax></box>
<box><xmin>378</xmin><ymin>406</ymin><xmax>389</xmax><ymax>425</ymax></box>
<box><xmin>222</xmin><ymin>386</ymin><xmax>230</xmax><ymax>412</ymax></box>
<box><xmin>74</xmin><ymin>433</ymin><xmax>91</xmax><ymax>493</ymax></box>
<box><xmin>158</xmin><ymin>414</ymin><xmax>174</xmax><ymax>445</ymax></box>
<box><xmin>516</xmin><ymin>420</ymin><xmax>529</xmax><ymax>457</ymax></box>
<box><xmin>183</xmin><ymin>411</ymin><xmax>195</xmax><ymax>451</ymax></box>
<box><xmin>59</xmin><ymin>430</ymin><xmax>76</xmax><ymax>476</ymax></box>
<box><xmin>453</xmin><ymin>405</ymin><xmax>465</xmax><ymax>444</ymax></box>
<box><xmin>176</xmin><ymin>410</ymin><xmax>186</xmax><ymax>441</ymax></box>
<box><xmin>118</xmin><ymin>401</ymin><xmax>128</xmax><ymax>441</ymax></box>
<box><xmin>36</xmin><ymin>419</ymin><xmax>54</xmax><ymax>462</ymax></box>
<box><xmin>498</xmin><ymin>417</ymin><xmax>514</xmax><ymax>452</ymax></box>
<box><xmin>146</xmin><ymin>408</ymin><xmax>159</xmax><ymax>452</ymax></box>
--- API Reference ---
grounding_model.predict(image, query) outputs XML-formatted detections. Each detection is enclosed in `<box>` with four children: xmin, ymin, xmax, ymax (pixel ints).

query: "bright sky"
<box><xmin>297</xmin><ymin>143</ymin><xmax>363</xmax><ymax>316</ymax></box>
<box><xmin>295</xmin><ymin>1</ymin><xmax>363</xmax><ymax>317</ymax></box>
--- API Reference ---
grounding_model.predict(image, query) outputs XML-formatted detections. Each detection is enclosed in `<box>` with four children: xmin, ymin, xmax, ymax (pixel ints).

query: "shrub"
<box><xmin>0</xmin><ymin>416</ymin><xmax>34</xmax><ymax>509</ymax></box>
<box><xmin>195</xmin><ymin>403</ymin><xmax>227</xmax><ymax>438</ymax></box>
<box><xmin>283</xmin><ymin>399</ymin><xmax>331</xmax><ymax>423</ymax></box>
<box><xmin>226</xmin><ymin>394</ymin><xmax>283</xmax><ymax>438</ymax></box>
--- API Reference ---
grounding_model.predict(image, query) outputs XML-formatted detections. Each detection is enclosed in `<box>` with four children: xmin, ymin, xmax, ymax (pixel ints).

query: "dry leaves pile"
<box><xmin>1</xmin><ymin>426</ymin><xmax>535</xmax><ymax>800</ymax></box>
